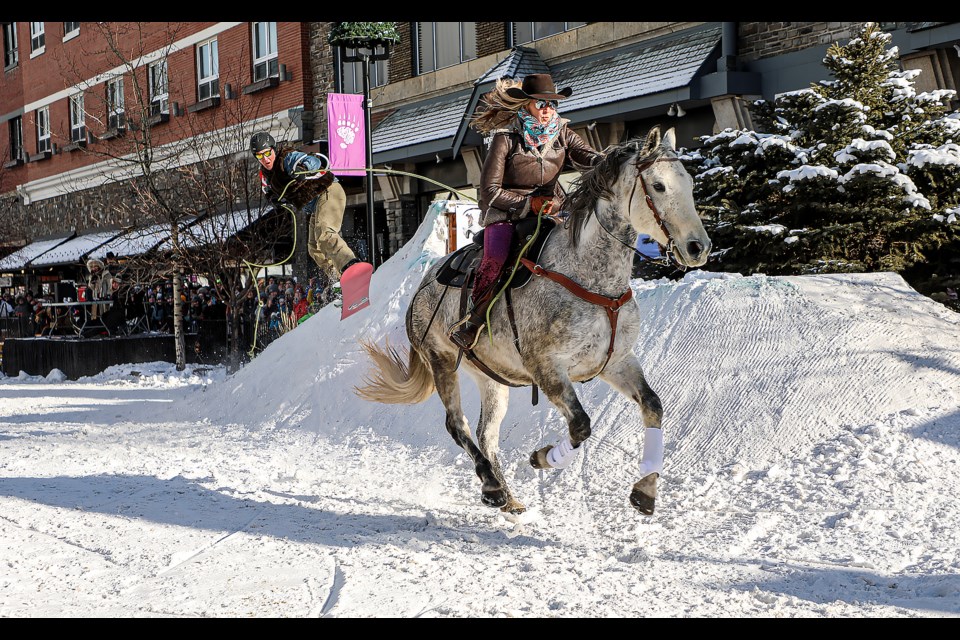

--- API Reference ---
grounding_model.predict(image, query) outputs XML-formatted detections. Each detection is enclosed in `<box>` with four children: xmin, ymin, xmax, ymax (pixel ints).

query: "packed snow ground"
<box><xmin>1</xmin><ymin>204</ymin><xmax>959</xmax><ymax>617</ymax></box>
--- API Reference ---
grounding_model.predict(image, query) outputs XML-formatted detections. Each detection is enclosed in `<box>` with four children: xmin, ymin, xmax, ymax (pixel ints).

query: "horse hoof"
<box><xmin>481</xmin><ymin>489</ymin><xmax>508</xmax><ymax>509</ymax></box>
<box><xmin>500</xmin><ymin>499</ymin><xmax>526</xmax><ymax>515</ymax></box>
<box><xmin>630</xmin><ymin>474</ymin><xmax>658</xmax><ymax>515</ymax></box>
<box><xmin>529</xmin><ymin>446</ymin><xmax>552</xmax><ymax>469</ymax></box>
<box><xmin>630</xmin><ymin>490</ymin><xmax>655</xmax><ymax>515</ymax></box>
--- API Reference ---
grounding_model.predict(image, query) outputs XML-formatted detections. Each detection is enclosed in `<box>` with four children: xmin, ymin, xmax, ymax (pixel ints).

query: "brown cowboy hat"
<box><xmin>505</xmin><ymin>73</ymin><xmax>573</xmax><ymax>101</ymax></box>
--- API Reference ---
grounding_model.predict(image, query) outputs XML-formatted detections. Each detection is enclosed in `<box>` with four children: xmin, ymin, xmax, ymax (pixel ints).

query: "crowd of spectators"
<box><xmin>0</xmin><ymin>269</ymin><xmax>335</xmax><ymax>363</ymax></box>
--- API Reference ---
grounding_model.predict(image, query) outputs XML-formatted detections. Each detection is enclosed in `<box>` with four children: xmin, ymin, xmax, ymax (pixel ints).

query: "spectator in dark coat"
<box><xmin>13</xmin><ymin>296</ymin><xmax>34</xmax><ymax>336</ymax></box>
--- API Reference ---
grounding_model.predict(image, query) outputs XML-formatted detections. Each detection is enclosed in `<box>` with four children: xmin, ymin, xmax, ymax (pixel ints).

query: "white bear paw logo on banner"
<box><xmin>337</xmin><ymin>114</ymin><xmax>361</xmax><ymax>149</ymax></box>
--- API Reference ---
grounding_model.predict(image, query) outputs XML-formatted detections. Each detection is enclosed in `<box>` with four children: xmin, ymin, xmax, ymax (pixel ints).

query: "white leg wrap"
<box><xmin>638</xmin><ymin>427</ymin><xmax>664</xmax><ymax>477</ymax></box>
<box><xmin>546</xmin><ymin>438</ymin><xmax>580</xmax><ymax>469</ymax></box>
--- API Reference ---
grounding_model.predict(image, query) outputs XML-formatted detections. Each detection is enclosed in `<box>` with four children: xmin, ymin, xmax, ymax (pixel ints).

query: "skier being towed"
<box><xmin>249</xmin><ymin>131</ymin><xmax>367</xmax><ymax>303</ymax></box>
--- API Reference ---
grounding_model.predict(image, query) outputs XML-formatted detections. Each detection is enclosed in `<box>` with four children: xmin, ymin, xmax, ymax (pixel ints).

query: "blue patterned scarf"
<box><xmin>517</xmin><ymin>109</ymin><xmax>561</xmax><ymax>150</ymax></box>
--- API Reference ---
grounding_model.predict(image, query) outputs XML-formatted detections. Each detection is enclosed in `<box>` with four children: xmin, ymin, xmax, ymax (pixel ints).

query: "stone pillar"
<box><xmin>385</xmin><ymin>201</ymin><xmax>404</xmax><ymax>255</ymax></box>
<box><xmin>710</xmin><ymin>95</ymin><xmax>754</xmax><ymax>133</ymax></box>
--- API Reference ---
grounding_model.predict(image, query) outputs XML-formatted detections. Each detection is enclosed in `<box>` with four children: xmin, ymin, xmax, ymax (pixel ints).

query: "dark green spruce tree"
<box><xmin>683</xmin><ymin>22</ymin><xmax>960</xmax><ymax>309</ymax></box>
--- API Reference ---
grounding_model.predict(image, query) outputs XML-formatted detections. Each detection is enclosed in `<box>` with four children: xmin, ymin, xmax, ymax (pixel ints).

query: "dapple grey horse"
<box><xmin>356</xmin><ymin>126</ymin><xmax>711</xmax><ymax>515</ymax></box>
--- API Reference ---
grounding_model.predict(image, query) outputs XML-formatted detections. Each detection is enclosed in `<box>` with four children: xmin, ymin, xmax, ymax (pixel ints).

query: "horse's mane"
<box><xmin>565</xmin><ymin>127</ymin><xmax>665</xmax><ymax>247</ymax></box>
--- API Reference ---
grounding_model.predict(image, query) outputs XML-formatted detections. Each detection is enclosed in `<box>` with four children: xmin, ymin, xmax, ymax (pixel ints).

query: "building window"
<box><xmin>148</xmin><ymin>59</ymin><xmax>169</xmax><ymax>117</ymax></box>
<box><xmin>107</xmin><ymin>77</ymin><xmax>125</xmax><ymax>129</ymax></box>
<box><xmin>36</xmin><ymin>106</ymin><xmax>50</xmax><ymax>153</ymax></box>
<box><xmin>9</xmin><ymin>116</ymin><xmax>23</xmax><ymax>162</ymax></box>
<box><xmin>417</xmin><ymin>22</ymin><xmax>476</xmax><ymax>73</ymax></box>
<box><xmin>2</xmin><ymin>22</ymin><xmax>17</xmax><ymax>68</ymax></box>
<box><xmin>340</xmin><ymin>48</ymin><xmax>388</xmax><ymax>93</ymax></box>
<box><xmin>512</xmin><ymin>22</ymin><xmax>586</xmax><ymax>45</ymax></box>
<box><xmin>69</xmin><ymin>93</ymin><xmax>86</xmax><ymax>143</ymax></box>
<box><xmin>252</xmin><ymin>22</ymin><xmax>278</xmax><ymax>82</ymax></box>
<box><xmin>63</xmin><ymin>22</ymin><xmax>79</xmax><ymax>39</ymax></box>
<box><xmin>196</xmin><ymin>38</ymin><xmax>220</xmax><ymax>101</ymax></box>
<box><xmin>30</xmin><ymin>22</ymin><xmax>44</xmax><ymax>53</ymax></box>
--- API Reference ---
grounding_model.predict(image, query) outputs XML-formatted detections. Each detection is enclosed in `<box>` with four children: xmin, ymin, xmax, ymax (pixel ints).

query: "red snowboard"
<box><xmin>339</xmin><ymin>261</ymin><xmax>373</xmax><ymax>320</ymax></box>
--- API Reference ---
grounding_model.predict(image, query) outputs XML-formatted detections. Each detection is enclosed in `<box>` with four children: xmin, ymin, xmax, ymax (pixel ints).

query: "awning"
<box><xmin>87</xmin><ymin>219</ymin><xmax>198</xmax><ymax>261</ymax></box>
<box><xmin>29</xmin><ymin>229</ymin><xmax>124</xmax><ymax>268</ymax></box>
<box><xmin>154</xmin><ymin>207</ymin><xmax>272</xmax><ymax>252</ymax></box>
<box><xmin>0</xmin><ymin>232</ymin><xmax>76</xmax><ymax>272</ymax></box>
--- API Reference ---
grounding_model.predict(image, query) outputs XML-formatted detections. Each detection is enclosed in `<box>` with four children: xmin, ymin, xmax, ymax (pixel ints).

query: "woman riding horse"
<box><xmin>357</xmin><ymin>124</ymin><xmax>712</xmax><ymax>516</ymax></box>
<box><xmin>449</xmin><ymin>73</ymin><xmax>604</xmax><ymax>350</ymax></box>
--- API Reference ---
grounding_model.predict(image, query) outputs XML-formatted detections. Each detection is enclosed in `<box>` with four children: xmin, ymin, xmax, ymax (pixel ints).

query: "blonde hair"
<box><xmin>469</xmin><ymin>78</ymin><xmax>531</xmax><ymax>135</ymax></box>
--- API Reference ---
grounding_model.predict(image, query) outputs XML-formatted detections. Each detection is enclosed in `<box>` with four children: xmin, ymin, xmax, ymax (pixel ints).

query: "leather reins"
<box><xmin>515</xmin><ymin>154</ymin><xmax>683</xmax><ymax>378</ymax></box>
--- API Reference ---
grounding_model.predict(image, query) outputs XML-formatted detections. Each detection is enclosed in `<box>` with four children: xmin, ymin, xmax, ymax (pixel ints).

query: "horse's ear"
<box><xmin>662</xmin><ymin>127</ymin><xmax>677</xmax><ymax>151</ymax></box>
<box><xmin>641</xmin><ymin>126</ymin><xmax>661</xmax><ymax>155</ymax></box>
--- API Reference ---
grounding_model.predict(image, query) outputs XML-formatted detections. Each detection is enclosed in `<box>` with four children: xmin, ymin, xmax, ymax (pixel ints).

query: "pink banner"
<box><xmin>327</xmin><ymin>93</ymin><xmax>366</xmax><ymax>177</ymax></box>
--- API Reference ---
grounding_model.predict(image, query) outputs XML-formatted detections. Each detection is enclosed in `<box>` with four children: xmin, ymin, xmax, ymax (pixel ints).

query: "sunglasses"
<box><xmin>254</xmin><ymin>148</ymin><xmax>273</xmax><ymax>160</ymax></box>
<box><xmin>534</xmin><ymin>99</ymin><xmax>559</xmax><ymax>110</ymax></box>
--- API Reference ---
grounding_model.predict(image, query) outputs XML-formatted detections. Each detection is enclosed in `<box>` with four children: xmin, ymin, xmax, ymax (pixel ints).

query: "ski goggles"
<box><xmin>534</xmin><ymin>99</ymin><xmax>559</xmax><ymax>110</ymax></box>
<box><xmin>254</xmin><ymin>148</ymin><xmax>274</xmax><ymax>160</ymax></box>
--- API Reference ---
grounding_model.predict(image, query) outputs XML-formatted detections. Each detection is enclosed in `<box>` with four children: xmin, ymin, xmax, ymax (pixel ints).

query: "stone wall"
<box><xmin>737</xmin><ymin>22</ymin><xmax>864</xmax><ymax>62</ymax></box>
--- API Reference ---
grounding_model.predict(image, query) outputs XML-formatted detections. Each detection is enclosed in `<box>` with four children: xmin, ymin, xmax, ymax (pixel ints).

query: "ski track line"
<box><xmin>0</xmin><ymin>512</ymin><xmax>122</xmax><ymax>566</ymax></box>
<box><xmin>319</xmin><ymin>563</ymin><xmax>346</xmax><ymax>617</ymax></box>
<box><xmin>303</xmin><ymin>556</ymin><xmax>340</xmax><ymax>618</ymax></box>
<box><xmin>154</xmin><ymin>507</ymin><xmax>266</xmax><ymax>577</ymax></box>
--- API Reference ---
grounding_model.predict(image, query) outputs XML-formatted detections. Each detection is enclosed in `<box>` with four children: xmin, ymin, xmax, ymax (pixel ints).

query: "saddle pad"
<box><xmin>435</xmin><ymin>216</ymin><xmax>558</xmax><ymax>290</ymax></box>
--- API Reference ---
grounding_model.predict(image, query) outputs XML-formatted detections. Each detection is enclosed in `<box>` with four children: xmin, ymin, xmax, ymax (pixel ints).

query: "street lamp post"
<box><xmin>340</xmin><ymin>41</ymin><xmax>392</xmax><ymax>269</ymax></box>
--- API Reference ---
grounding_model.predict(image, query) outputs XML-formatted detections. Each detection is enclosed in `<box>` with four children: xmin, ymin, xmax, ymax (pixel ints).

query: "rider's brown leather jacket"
<box><xmin>478</xmin><ymin>119</ymin><xmax>602</xmax><ymax>226</ymax></box>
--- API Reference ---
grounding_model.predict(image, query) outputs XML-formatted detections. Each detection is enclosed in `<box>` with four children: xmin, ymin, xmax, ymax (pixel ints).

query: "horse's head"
<box><xmin>628</xmin><ymin>126</ymin><xmax>712</xmax><ymax>268</ymax></box>
<box><xmin>568</xmin><ymin>127</ymin><xmax>712</xmax><ymax>269</ymax></box>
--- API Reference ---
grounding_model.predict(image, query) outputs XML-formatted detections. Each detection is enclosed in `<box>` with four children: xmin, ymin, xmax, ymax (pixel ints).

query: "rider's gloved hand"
<box><xmin>530</xmin><ymin>196</ymin><xmax>555</xmax><ymax>215</ymax></box>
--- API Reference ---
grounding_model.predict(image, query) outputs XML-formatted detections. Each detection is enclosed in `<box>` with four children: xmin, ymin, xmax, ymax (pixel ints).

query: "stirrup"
<box><xmin>449</xmin><ymin>319</ymin><xmax>484</xmax><ymax>350</ymax></box>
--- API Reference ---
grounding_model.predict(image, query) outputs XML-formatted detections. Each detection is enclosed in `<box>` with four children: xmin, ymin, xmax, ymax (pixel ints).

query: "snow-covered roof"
<box><xmin>155</xmin><ymin>208</ymin><xmax>271</xmax><ymax>251</ymax></box>
<box><xmin>0</xmin><ymin>233</ymin><xmax>75</xmax><ymax>272</ymax></box>
<box><xmin>88</xmin><ymin>220</ymin><xmax>197</xmax><ymax>260</ymax></box>
<box><xmin>29</xmin><ymin>229</ymin><xmax>123</xmax><ymax>267</ymax></box>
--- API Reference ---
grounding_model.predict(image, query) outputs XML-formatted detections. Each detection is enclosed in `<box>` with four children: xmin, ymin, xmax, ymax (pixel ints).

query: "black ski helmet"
<box><xmin>250</xmin><ymin>131</ymin><xmax>276</xmax><ymax>155</ymax></box>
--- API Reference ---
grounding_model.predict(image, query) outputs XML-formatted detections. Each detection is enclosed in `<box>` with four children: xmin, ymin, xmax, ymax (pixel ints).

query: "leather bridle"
<box><xmin>629</xmin><ymin>154</ymin><xmax>685</xmax><ymax>265</ymax></box>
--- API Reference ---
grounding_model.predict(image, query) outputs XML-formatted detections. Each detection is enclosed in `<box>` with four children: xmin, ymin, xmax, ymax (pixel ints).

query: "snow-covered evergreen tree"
<box><xmin>683</xmin><ymin>22</ymin><xmax>960</xmax><ymax>308</ymax></box>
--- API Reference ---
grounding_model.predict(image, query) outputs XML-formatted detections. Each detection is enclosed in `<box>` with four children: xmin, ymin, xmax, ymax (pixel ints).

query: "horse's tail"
<box><xmin>354</xmin><ymin>337</ymin><xmax>435</xmax><ymax>404</ymax></box>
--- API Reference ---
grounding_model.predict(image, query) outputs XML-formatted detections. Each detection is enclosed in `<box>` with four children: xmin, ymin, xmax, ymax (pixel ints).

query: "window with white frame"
<box><xmin>340</xmin><ymin>48</ymin><xmax>388</xmax><ymax>93</ymax></box>
<box><xmin>9</xmin><ymin>116</ymin><xmax>23</xmax><ymax>162</ymax></box>
<box><xmin>107</xmin><ymin>77</ymin><xmax>125</xmax><ymax>129</ymax></box>
<box><xmin>196</xmin><ymin>38</ymin><xmax>220</xmax><ymax>101</ymax></box>
<box><xmin>417</xmin><ymin>22</ymin><xmax>476</xmax><ymax>73</ymax></box>
<box><xmin>2</xmin><ymin>22</ymin><xmax>17</xmax><ymax>68</ymax></box>
<box><xmin>30</xmin><ymin>22</ymin><xmax>44</xmax><ymax>53</ymax></box>
<box><xmin>252</xmin><ymin>21</ymin><xmax>278</xmax><ymax>82</ymax></box>
<box><xmin>148</xmin><ymin>59</ymin><xmax>169</xmax><ymax>117</ymax></box>
<box><xmin>70</xmin><ymin>93</ymin><xmax>86</xmax><ymax>142</ymax></box>
<box><xmin>63</xmin><ymin>22</ymin><xmax>79</xmax><ymax>38</ymax></box>
<box><xmin>36</xmin><ymin>106</ymin><xmax>50</xmax><ymax>153</ymax></box>
<box><xmin>512</xmin><ymin>22</ymin><xmax>586</xmax><ymax>44</ymax></box>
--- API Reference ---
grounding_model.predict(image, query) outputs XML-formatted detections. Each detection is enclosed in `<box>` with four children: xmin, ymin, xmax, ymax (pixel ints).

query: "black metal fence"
<box><xmin>1</xmin><ymin>333</ymin><xmax>204</xmax><ymax>379</ymax></box>
<box><xmin>0</xmin><ymin>316</ymin><xmax>35</xmax><ymax>340</ymax></box>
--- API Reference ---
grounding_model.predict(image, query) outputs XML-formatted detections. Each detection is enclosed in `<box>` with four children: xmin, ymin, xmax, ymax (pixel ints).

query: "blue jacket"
<box><xmin>259</xmin><ymin>148</ymin><xmax>337</xmax><ymax>209</ymax></box>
